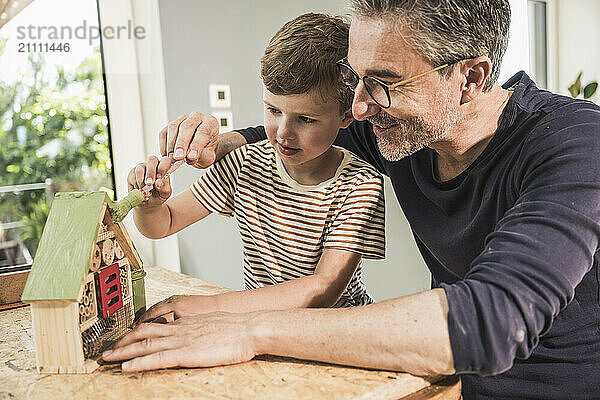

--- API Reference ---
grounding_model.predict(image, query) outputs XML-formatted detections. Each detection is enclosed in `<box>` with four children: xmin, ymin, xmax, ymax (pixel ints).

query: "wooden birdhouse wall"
<box><xmin>23</xmin><ymin>193</ymin><xmax>144</xmax><ymax>374</ymax></box>
<box><xmin>77</xmin><ymin>209</ymin><xmax>137</xmax><ymax>364</ymax></box>
<box><xmin>30</xmin><ymin>301</ymin><xmax>85</xmax><ymax>373</ymax></box>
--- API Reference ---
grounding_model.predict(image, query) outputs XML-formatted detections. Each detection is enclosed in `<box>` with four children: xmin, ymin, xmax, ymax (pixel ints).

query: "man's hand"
<box><xmin>126</xmin><ymin>155</ymin><xmax>173</xmax><ymax>208</ymax></box>
<box><xmin>102</xmin><ymin>312</ymin><xmax>258</xmax><ymax>372</ymax></box>
<box><xmin>134</xmin><ymin>295</ymin><xmax>219</xmax><ymax>325</ymax></box>
<box><xmin>159</xmin><ymin>112</ymin><xmax>220</xmax><ymax>169</ymax></box>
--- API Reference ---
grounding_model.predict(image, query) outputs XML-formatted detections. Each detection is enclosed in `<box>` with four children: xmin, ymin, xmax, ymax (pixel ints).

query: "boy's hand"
<box><xmin>159</xmin><ymin>112</ymin><xmax>220</xmax><ymax>169</ymax></box>
<box><xmin>127</xmin><ymin>155</ymin><xmax>173</xmax><ymax>207</ymax></box>
<box><xmin>134</xmin><ymin>295</ymin><xmax>219</xmax><ymax>325</ymax></box>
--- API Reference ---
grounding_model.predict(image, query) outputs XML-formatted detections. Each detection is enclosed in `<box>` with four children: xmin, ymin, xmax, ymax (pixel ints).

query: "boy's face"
<box><xmin>263</xmin><ymin>87</ymin><xmax>352</xmax><ymax>168</ymax></box>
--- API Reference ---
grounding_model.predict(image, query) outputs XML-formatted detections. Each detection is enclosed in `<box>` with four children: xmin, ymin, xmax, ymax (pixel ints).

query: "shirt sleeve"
<box><xmin>235</xmin><ymin>126</ymin><xmax>267</xmax><ymax>144</ymax></box>
<box><xmin>190</xmin><ymin>144</ymin><xmax>247</xmax><ymax>217</ymax></box>
<box><xmin>441</xmin><ymin>104</ymin><xmax>600</xmax><ymax>375</ymax></box>
<box><xmin>324</xmin><ymin>173</ymin><xmax>386</xmax><ymax>259</ymax></box>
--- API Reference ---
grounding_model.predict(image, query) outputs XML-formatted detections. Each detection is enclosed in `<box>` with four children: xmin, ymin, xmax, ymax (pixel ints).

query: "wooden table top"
<box><xmin>0</xmin><ymin>266</ymin><xmax>460</xmax><ymax>399</ymax></box>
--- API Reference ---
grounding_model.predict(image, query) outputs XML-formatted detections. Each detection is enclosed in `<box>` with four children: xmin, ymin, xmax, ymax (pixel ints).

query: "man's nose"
<box><xmin>351</xmin><ymin>82</ymin><xmax>380</xmax><ymax>121</ymax></box>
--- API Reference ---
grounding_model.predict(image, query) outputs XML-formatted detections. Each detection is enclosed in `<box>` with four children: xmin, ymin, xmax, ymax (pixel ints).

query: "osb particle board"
<box><xmin>1</xmin><ymin>266</ymin><xmax>457</xmax><ymax>400</ymax></box>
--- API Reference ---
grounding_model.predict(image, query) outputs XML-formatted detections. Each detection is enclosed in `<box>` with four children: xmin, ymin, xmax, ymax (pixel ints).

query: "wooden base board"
<box><xmin>0</xmin><ymin>301</ymin><xmax>28</xmax><ymax>311</ymax></box>
<box><xmin>38</xmin><ymin>358</ymin><xmax>100</xmax><ymax>374</ymax></box>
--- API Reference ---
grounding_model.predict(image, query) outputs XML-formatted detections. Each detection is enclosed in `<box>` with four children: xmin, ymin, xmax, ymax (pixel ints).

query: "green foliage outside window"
<box><xmin>0</xmin><ymin>38</ymin><xmax>113</xmax><ymax>254</ymax></box>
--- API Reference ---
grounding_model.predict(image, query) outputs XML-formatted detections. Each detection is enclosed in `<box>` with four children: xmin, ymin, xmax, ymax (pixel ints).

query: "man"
<box><xmin>104</xmin><ymin>1</ymin><xmax>600</xmax><ymax>398</ymax></box>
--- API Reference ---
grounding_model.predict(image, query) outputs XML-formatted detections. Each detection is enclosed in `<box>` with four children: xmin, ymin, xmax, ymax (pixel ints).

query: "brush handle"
<box><xmin>138</xmin><ymin>134</ymin><xmax>215</xmax><ymax>200</ymax></box>
<box><xmin>139</xmin><ymin>159</ymin><xmax>185</xmax><ymax>200</ymax></box>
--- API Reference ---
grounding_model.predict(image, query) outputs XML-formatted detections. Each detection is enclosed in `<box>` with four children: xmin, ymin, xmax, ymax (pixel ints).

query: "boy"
<box><xmin>127</xmin><ymin>13</ymin><xmax>385</xmax><ymax>321</ymax></box>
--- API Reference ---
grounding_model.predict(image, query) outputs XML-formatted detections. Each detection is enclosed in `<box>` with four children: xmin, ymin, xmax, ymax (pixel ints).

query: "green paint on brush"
<box><xmin>108</xmin><ymin>189</ymin><xmax>145</xmax><ymax>223</ymax></box>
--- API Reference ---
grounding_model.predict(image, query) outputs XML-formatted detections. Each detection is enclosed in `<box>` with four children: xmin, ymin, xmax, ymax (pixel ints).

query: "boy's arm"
<box><xmin>134</xmin><ymin>189</ymin><xmax>211</xmax><ymax>239</ymax></box>
<box><xmin>127</xmin><ymin>155</ymin><xmax>212</xmax><ymax>239</ymax></box>
<box><xmin>212</xmin><ymin>248</ymin><xmax>362</xmax><ymax>310</ymax></box>
<box><xmin>136</xmin><ymin>248</ymin><xmax>362</xmax><ymax>323</ymax></box>
<box><xmin>134</xmin><ymin>138</ymin><xmax>246</xmax><ymax>239</ymax></box>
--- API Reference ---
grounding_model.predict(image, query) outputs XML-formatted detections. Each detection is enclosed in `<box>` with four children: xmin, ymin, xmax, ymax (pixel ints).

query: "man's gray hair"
<box><xmin>351</xmin><ymin>0</ymin><xmax>511</xmax><ymax>91</ymax></box>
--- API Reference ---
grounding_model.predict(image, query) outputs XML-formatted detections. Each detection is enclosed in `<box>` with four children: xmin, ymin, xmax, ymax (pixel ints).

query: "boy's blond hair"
<box><xmin>260</xmin><ymin>13</ymin><xmax>353</xmax><ymax>114</ymax></box>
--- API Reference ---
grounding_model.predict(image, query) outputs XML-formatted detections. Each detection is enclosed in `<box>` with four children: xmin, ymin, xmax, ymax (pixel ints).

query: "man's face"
<box><xmin>348</xmin><ymin>16</ymin><xmax>462</xmax><ymax>161</ymax></box>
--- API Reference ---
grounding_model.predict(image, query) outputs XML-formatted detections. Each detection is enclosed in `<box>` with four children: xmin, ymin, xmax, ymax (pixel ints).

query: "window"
<box><xmin>0</xmin><ymin>0</ymin><xmax>113</xmax><ymax>261</ymax></box>
<box><xmin>528</xmin><ymin>0</ymin><xmax>548</xmax><ymax>88</ymax></box>
<box><xmin>527</xmin><ymin>0</ymin><xmax>557</xmax><ymax>91</ymax></box>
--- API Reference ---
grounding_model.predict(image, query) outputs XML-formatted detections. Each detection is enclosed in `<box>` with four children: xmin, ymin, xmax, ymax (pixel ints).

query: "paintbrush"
<box><xmin>109</xmin><ymin>134</ymin><xmax>218</xmax><ymax>223</ymax></box>
<box><xmin>139</xmin><ymin>132</ymin><xmax>218</xmax><ymax>199</ymax></box>
<box><xmin>105</xmin><ymin>159</ymin><xmax>184</xmax><ymax>223</ymax></box>
<box><xmin>139</xmin><ymin>158</ymin><xmax>185</xmax><ymax>200</ymax></box>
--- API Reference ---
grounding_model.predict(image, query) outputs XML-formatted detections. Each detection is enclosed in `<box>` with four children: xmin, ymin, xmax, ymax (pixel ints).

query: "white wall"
<box><xmin>500</xmin><ymin>0</ymin><xmax>530</xmax><ymax>84</ymax></box>
<box><xmin>157</xmin><ymin>0</ymin><xmax>529</xmax><ymax>300</ymax></box>
<box><xmin>556</xmin><ymin>0</ymin><xmax>600</xmax><ymax>102</ymax></box>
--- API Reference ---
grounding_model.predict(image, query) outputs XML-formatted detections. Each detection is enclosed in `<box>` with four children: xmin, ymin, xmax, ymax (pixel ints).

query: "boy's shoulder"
<box><xmin>337</xmin><ymin>147</ymin><xmax>383</xmax><ymax>184</ymax></box>
<box><xmin>241</xmin><ymin>139</ymin><xmax>275</xmax><ymax>158</ymax></box>
<box><xmin>223</xmin><ymin>139</ymin><xmax>274</xmax><ymax>164</ymax></box>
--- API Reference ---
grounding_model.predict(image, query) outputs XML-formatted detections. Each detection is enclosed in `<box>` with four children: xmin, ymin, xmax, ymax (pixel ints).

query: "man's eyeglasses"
<box><xmin>336</xmin><ymin>59</ymin><xmax>450</xmax><ymax>108</ymax></box>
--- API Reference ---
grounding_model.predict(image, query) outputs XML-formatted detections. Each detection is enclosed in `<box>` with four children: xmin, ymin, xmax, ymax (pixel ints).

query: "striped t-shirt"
<box><xmin>190</xmin><ymin>140</ymin><xmax>385</xmax><ymax>307</ymax></box>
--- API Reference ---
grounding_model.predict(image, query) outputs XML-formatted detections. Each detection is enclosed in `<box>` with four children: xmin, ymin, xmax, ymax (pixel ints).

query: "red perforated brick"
<box><xmin>97</xmin><ymin>262</ymin><xmax>123</xmax><ymax>318</ymax></box>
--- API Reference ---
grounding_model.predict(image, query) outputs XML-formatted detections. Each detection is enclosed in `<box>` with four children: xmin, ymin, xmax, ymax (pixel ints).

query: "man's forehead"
<box><xmin>348</xmin><ymin>16</ymin><xmax>417</xmax><ymax>75</ymax></box>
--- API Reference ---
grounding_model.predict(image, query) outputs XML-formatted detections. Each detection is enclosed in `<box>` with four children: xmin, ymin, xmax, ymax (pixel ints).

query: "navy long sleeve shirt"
<box><xmin>236</xmin><ymin>72</ymin><xmax>600</xmax><ymax>399</ymax></box>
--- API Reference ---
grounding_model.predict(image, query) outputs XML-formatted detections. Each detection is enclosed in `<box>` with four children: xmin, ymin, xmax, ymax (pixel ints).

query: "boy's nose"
<box><xmin>277</xmin><ymin>121</ymin><xmax>295</xmax><ymax>141</ymax></box>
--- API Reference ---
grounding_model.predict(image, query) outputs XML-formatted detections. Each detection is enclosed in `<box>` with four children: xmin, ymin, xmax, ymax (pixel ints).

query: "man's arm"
<box><xmin>211</xmin><ymin>130</ymin><xmax>247</xmax><ymax>165</ymax></box>
<box><xmin>136</xmin><ymin>249</ymin><xmax>361</xmax><ymax>323</ymax></box>
<box><xmin>157</xmin><ymin>112</ymin><xmax>247</xmax><ymax>168</ymax></box>
<box><xmin>103</xmin><ymin>288</ymin><xmax>455</xmax><ymax>376</ymax></box>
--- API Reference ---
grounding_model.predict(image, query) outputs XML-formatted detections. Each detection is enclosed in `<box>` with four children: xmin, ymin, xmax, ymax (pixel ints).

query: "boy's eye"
<box><xmin>299</xmin><ymin>116</ymin><xmax>316</xmax><ymax>123</ymax></box>
<box><xmin>267</xmin><ymin>107</ymin><xmax>281</xmax><ymax>114</ymax></box>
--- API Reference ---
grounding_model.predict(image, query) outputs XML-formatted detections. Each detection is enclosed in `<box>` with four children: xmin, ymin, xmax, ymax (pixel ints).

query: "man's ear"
<box><xmin>339</xmin><ymin>109</ymin><xmax>354</xmax><ymax>129</ymax></box>
<box><xmin>459</xmin><ymin>56</ymin><xmax>492</xmax><ymax>104</ymax></box>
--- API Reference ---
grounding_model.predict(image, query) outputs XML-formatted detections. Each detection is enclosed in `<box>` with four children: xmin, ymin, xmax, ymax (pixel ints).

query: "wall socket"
<box><xmin>211</xmin><ymin>111</ymin><xmax>233</xmax><ymax>133</ymax></box>
<box><xmin>209</xmin><ymin>84</ymin><xmax>231</xmax><ymax>108</ymax></box>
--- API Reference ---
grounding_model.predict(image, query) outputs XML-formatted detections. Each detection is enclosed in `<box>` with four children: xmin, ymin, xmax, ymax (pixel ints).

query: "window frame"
<box><xmin>527</xmin><ymin>0</ymin><xmax>558</xmax><ymax>92</ymax></box>
<box><xmin>97</xmin><ymin>0</ymin><xmax>180</xmax><ymax>272</ymax></box>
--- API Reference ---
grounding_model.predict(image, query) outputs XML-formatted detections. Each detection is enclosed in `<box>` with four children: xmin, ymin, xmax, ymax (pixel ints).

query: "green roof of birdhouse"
<box><xmin>21</xmin><ymin>192</ymin><xmax>111</xmax><ymax>301</ymax></box>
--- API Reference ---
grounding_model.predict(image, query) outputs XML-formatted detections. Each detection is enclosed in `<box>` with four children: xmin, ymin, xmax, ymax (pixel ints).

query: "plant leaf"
<box><xmin>568</xmin><ymin>71</ymin><xmax>583</xmax><ymax>98</ymax></box>
<box><xmin>583</xmin><ymin>82</ymin><xmax>598</xmax><ymax>99</ymax></box>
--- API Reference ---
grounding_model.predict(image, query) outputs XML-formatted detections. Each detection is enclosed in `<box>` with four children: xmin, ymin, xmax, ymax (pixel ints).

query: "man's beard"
<box><xmin>368</xmin><ymin>110</ymin><xmax>458</xmax><ymax>162</ymax></box>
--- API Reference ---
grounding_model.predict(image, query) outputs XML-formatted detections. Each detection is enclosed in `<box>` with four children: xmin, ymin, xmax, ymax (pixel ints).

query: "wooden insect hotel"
<box><xmin>21</xmin><ymin>191</ymin><xmax>146</xmax><ymax>373</ymax></box>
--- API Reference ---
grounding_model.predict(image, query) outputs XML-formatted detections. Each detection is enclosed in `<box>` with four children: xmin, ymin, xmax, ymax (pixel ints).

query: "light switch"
<box><xmin>211</xmin><ymin>111</ymin><xmax>234</xmax><ymax>133</ymax></box>
<box><xmin>209</xmin><ymin>84</ymin><xmax>231</xmax><ymax>108</ymax></box>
